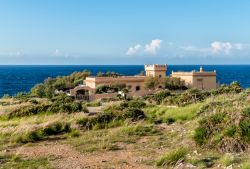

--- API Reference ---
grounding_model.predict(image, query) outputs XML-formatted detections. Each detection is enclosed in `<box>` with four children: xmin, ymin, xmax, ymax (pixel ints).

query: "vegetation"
<box><xmin>4</xmin><ymin>94</ymin><xmax>86</xmax><ymax>119</ymax></box>
<box><xmin>0</xmin><ymin>154</ymin><xmax>52</xmax><ymax>169</ymax></box>
<box><xmin>31</xmin><ymin>70</ymin><xmax>91</xmax><ymax>98</ymax></box>
<box><xmin>193</xmin><ymin>91</ymin><xmax>250</xmax><ymax>153</ymax></box>
<box><xmin>155</xmin><ymin>147</ymin><xmax>188</xmax><ymax>166</ymax></box>
<box><xmin>1</xmin><ymin>70</ymin><xmax>250</xmax><ymax>168</ymax></box>
<box><xmin>76</xmin><ymin>101</ymin><xmax>147</xmax><ymax>130</ymax></box>
<box><xmin>14</xmin><ymin>122</ymin><xmax>71</xmax><ymax>143</ymax></box>
<box><xmin>95</xmin><ymin>83</ymin><xmax>126</xmax><ymax>94</ymax></box>
<box><xmin>144</xmin><ymin>76</ymin><xmax>187</xmax><ymax>90</ymax></box>
<box><xmin>96</xmin><ymin>71</ymin><xmax>123</xmax><ymax>77</ymax></box>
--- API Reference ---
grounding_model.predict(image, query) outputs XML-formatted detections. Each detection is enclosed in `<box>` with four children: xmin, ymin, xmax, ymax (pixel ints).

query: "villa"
<box><xmin>69</xmin><ymin>64</ymin><xmax>217</xmax><ymax>100</ymax></box>
<box><xmin>171</xmin><ymin>67</ymin><xmax>217</xmax><ymax>90</ymax></box>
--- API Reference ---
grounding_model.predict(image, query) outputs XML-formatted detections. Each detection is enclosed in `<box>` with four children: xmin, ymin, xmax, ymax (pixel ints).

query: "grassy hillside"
<box><xmin>1</xmin><ymin>82</ymin><xmax>250</xmax><ymax>168</ymax></box>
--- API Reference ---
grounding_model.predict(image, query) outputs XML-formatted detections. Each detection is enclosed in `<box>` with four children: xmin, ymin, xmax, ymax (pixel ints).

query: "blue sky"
<box><xmin>0</xmin><ymin>0</ymin><xmax>250</xmax><ymax>64</ymax></box>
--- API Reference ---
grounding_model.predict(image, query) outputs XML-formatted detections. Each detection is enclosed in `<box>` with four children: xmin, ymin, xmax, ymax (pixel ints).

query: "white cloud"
<box><xmin>126</xmin><ymin>44</ymin><xmax>141</xmax><ymax>55</ymax></box>
<box><xmin>144</xmin><ymin>39</ymin><xmax>162</xmax><ymax>54</ymax></box>
<box><xmin>181</xmin><ymin>41</ymin><xmax>248</xmax><ymax>56</ymax></box>
<box><xmin>211</xmin><ymin>41</ymin><xmax>233</xmax><ymax>55</ymax></box>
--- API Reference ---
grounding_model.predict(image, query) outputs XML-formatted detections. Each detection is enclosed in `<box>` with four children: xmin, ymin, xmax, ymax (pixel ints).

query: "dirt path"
<box><xmin>9</xmin><ymin>141</ymin><xmax>156</xmax><ymax>169</ymax></box>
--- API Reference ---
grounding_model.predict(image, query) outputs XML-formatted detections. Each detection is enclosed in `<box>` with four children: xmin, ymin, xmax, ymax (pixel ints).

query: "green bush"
<box><xmin>194</xmin><ymin>127</ymin><xmax>207</xmax><ymax>145</ymax></box>
<box><xmin>193</xmin><ymin>96</ymin><xmax>250</xmax><ymax>152</ymax></box>
<box><xmin>7</xmin><ymin>104</ymin><xmax>51</xmax><ymax>119</ymax></box>
<box><xmin>225</xmin><ymin>125</ymin><xmax>237</xmax><ymax>137</ymax></box>
<box><xmin>155</xmin><ymin>147</ymin><xmax>188</xmax><ymax>166</ymax></box>
<box><xmin>120</xmin><ymin>125</ymin><xmax>159</xmax><ymax>136</ymax></box>
<box><xmin>219</xmin><ymin>154</ymin><xmax>237</xmax><ymax>167</ymax></box>
<box><xmin>76</xmin><ymin>106</ymin><xmax>146</xmax><ymax>130</ymax></box>
<box><xmin>122</xmin><ymin>108</ymin><xmax>145</xmax><ymax>120</ymax></box>
<box><xmin>120</xmin><ymin>100</ymin><xmax>146</xmax><ymax>109</ymax></box>
<box><xmin>69</xmin><ymin>130</ymin><xmax>80</xmax><ymax>137</ymax></box>
<box><xmin>239</xmin><ymin>119</ymin><xmax>250</xmax><ymax>141</ymax></box>
<box><xmin>31</xmin><ymin>70</ymin><xmax>91</xmax><ymax>98</ymax></box>
<box><xmin>14</xmin><ymin>122</ymin><xmax>71</xmax><ymax>143</ymax></box>
<box><xmin>242</xmin><ymin>107</ymin><xmax>250</xmax><ymax>117</ymax></box>
<box><xmin>212</xmin><ymin>81</ymin><xmax>243</xmax><ymax>95</ymax></box>
<box><xmin>84</xmin><ymin>101</ymin><xmax>101</xmax><ymax>107</ymax></box>
<box><xmin>153</xmin><ymin>90</ymin><xmax>171</xmax><ymax>104</ymax></box>
<box><xmin>169</xmin><ymin>89</ymin><xmax>210</xmax><ymax>106</ymax></box>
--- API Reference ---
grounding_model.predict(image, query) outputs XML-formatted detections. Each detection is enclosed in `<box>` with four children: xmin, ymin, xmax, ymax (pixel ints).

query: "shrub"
<box><xmin>7</xmin><ymin>104</ymin><xmax>51</xmax><ymax>119</ymax></box>
<box><xmin>242</xmin><ymin>107</ymin><xmax>250</xmax><ymax>117</ymax></box>
<box><xmin>120</xmin><ymin>125</ymin><xmax>159</xmax><ymax>136</ymax></box>
<box><xmin>194</xmin><ymin>127</ymin><xmax>207</xmax><ymax>145</ymax></box>
<box><xmin>120</xmin><ymin>100</ymin><xmax>146</xmax><ymax>109</ymax></box>
<box><xmin>14</xmin><ymin>122</ymin><xmax>71</xmax><ymax>143</ymax></box>
<box><xmin>76</xmin><ymin>107</ymin><xmax>146</xmax><ymax>130</ymax></box>
<box><xmin>212</xmin><ymin>81</ymin><xmax>243</xmax><ymax>95</ymax></box>
<box><xmin>31</xmin><ymin>71</ymin><xmax>91</xmax><ymax>98</ymax></box>
<box><xmin>239</xmin><ymin>119</ymin><xmax>250</xmax><ymax>141</ymax></box>
<box><xmin>84</xmin><ymin>101</ymin><xmax>101</xmax><ymax>107</ymax></box>
<box><xmin>122</xmin><ymin>108</ymin><xmax>145</xmax><ymax>120</ymax></box>
<box><xmin>225</xmin><ymin>125</ymin><xmax>237</xmax><ymax>137</ymax></box>
<box><xmin>76</xmin><ymin>117</ymin><xmax>89</xmax><ymax>126</ymax></box>
<box><xmin>155</xmin><ymin>147</ymin><xmax>188</xmax><ymax>166</ymax></box>
<box><xmin>193</xmin><ymin>96</ymin><xmax>250</xmax><ymax>153</ymax></box>
<box><xmin>169</xmin><ymin>89</ymin><xmax>210</xmax><ymax>106</ymax></box>
<box><xmin>153</xmin><ymin>90</ymin><xmax>171</xmax><ymax>104</ymax></box>
<box><xmin>219</xmin><ymin>154</ymin><xmax>237</xmax><ymax>167</ymax></box>
<box><xmin>69</xmin><ymin>130</ymin><xmax>80</xmax><ymax>137</ymax></box>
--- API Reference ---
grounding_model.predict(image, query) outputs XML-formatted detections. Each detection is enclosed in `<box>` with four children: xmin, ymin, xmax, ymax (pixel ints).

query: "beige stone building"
<box><xmin>69</xmin><ymin>65</ymin><xmax>217</xmax><ymax>100</ymax></box>
<box><xmin>171</xmin><ymin>67</ymin><xmax>217</xmax><ymax>90</ymax></box>
<box><xmin>144</xmin><ymin>64</ymin><xmax>167</xmax><ymax>78</ymax></box>
<box><xmin>70</xmin><ymin>64</ymin><xmax>167</xmax><ymax>100</ymax></box>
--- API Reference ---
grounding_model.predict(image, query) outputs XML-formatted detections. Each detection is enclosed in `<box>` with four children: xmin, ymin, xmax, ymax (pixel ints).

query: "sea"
<box><xmin>0</xmin><ymin>65</ymin><xmax>250</xmax><ymax>97</ymax></box>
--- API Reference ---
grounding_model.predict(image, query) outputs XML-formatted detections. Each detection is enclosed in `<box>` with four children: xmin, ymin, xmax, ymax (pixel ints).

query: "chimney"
<box><xmin>200</xmin><ymin>66</ymin><xmax>204</xmax><ymax>72</ymax></box>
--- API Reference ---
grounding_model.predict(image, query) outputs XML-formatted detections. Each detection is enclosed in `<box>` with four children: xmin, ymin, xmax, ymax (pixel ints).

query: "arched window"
<box><xmin>136</xmin><ymin>86</ymin><xmax>141</xmax><ymax>91</ymax></box>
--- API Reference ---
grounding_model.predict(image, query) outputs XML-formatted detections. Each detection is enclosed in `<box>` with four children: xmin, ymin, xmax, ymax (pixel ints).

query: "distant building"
<box><xmin>144</xmin><ymin>64</ymin><xmax>167</xmax><ymax>78</ymax></box>
<box><xmin>70</xmin><ymin>64</ymin><xmax>167</xmax><ymax>100</ymax></box>
<box><xmin>171</xmin><ymin>67</ymin><xmax>217</xmax><ymax>90</ymax></box>
<box><xmin>69</xmin><ymin>65</ymin><xmax>217</xmax><ymax>101</ymax></box>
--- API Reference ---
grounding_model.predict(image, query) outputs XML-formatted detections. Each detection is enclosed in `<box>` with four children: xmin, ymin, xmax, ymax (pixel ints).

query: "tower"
<box><xmin>144</xmin><ymin>64</ymin><xmax>167</xmax><ymax>78</ymax></box>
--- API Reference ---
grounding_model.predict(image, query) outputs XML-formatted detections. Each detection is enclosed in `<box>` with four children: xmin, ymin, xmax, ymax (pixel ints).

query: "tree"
<box><xmin>144</xmin><ymin>77</ymin><xmax>160</xmax><ymax>90</ymax></box>
<box><xmin>154</xmin><ymin>90</ymin><xmax>171</xmax><ymax>104</ymax></box>
<box><xmin>164</xmin><ymin>77</ymin><xmax>187</xmax><ymax>90</ymax></box>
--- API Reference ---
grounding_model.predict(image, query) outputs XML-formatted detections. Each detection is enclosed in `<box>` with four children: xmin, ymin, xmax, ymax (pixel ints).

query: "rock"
<box><xmin>186</xmin><ymin>163</ymin><xmax>196</xmax><ymax>168</ymax></box>
<box><xmin>174</xmin><ymin>163</ymin><xmax>185</xmax><ymax>169</ymax></box>
<box><xmin>174</xmin><ymin>163</ymin><xmax>197</xmax><ymax>169</ymax></box>
<box><xmin>226</xmin><ymin>165</ymin><xmax>233</xmax><ymax>169</ymax></box>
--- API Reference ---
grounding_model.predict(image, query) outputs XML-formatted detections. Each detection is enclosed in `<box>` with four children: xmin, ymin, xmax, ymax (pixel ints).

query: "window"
<box><xmin>159</xmin><ymin>75</ymin><xmax>162</xmax><ymax>78</ymax></box>
<box><xmin>136</xmin><ymin>86</ymin><xmax>141</xmax><ymax>91</ymax></box>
